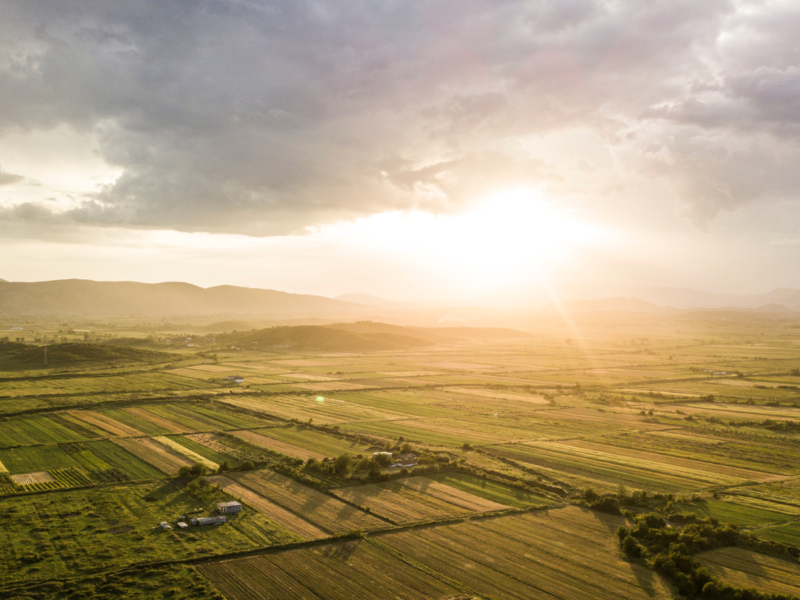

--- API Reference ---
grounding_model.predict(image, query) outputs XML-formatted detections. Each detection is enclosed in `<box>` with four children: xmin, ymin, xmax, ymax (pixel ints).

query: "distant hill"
<box><xmin>220</xmin><ymin>321</ymin><xmax>531</xmax><ymax>351</ymax></box>
<box><xmin>0</xmin><ymin>341</ymin><xmax>178</xmax><ymax>370</ymax></box>
<box><xmin>539</xmin><ymin>297</ymin><xmax>666</xmax><ymax>314</ymax></box>
<box><xmin>335</xmin><ymin>293</ymin><xmax>407</xmax><ymax>308</ymax></box>
<box><xmin>605</xmin><ymin>286</ymin><xmax>800</xmax><ymax>311</ymax></box>
<box><xmin>220</xmin><ymin>324</ymin><xmax>433</xmax><ymax>352</ymax></box>
<box><xmin>750</xmin><ymin>303</ymin><xmax>795</xmax><ymax>313</ymax></box>
<box><xmin>0</xmin><ymin>279</ymin><xmax>366</xmax><ymax>317</ymax></box>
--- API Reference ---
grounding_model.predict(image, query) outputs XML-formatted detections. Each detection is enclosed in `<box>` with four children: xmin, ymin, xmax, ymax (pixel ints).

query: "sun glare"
<box><xmin>316</xmin><ymin>188</ymin><xmax>605</xmax><ymax>287</ymax></box>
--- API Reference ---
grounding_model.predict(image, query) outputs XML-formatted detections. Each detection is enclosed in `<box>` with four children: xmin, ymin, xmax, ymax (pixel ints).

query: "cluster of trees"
<box><xmin>615</xmin><ymin>513</ymin><xmax>795</xmax><ymax>599</ymax></box>
<box><xmin>177</xmin><ymin>459</ymin><xmax>258</xmax><ymax>479</ymax></box>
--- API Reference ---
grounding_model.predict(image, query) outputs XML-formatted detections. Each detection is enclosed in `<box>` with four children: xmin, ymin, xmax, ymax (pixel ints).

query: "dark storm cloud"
<box><xmin>0</xmin><ymin>0</ymin><xmax>797</xmax><ymax>233</ymax></box>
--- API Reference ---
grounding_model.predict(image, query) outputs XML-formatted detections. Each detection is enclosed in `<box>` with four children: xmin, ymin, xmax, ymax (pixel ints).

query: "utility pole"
<box><xmin>43</xmin><ymin>345</ymin><xmax>47</xmax><ymax>366</ymax></box>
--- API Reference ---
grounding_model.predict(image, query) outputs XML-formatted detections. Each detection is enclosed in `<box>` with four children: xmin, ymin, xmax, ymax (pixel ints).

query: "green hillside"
<box><xmin>0</xmin><ymin>341</ymin><xmax>179</xmax><ymax>370</ymax></box>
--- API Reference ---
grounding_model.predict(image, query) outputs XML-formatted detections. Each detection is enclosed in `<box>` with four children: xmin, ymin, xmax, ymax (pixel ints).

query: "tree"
<box><xmin>189</xmin><ymin>463</ymin><xmax>207</xmax><ymax>477</ymax></box>
<box><xmin>373</xmin><ymin>453</ymin><xmax>392</xmax><ymax>467</ymax></box>
<box><xmin>623</xmin><ymin>536</ymin><xmax>642</xmax><ymax>558</ymax></box>
<box><xmin>333</xmin><ymin>453</ymin><xmax>352</xmax><ymax>476</ymax></box>
<box><xmin>367</xmin><ymin>463</ymin><xmax>382</xmax><ymax>480</ymax></box>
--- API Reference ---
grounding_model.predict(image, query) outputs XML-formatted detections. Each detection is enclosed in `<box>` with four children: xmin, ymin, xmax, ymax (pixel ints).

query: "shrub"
<box><xmin>589</xmin><ymin>496</ymin><xmax>621</xmax><ymax>515</ymax></box>
<box><xmin>622</xmin><ymin>536</ymin><xmax>642</xmax><ymax>558</ymax></box>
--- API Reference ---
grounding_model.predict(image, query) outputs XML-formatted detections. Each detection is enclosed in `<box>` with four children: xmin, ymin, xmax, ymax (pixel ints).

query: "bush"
<box><xmin>333</xmin><ymin>453</ymin><xmax>352</xmax><ymax>475</ymax></box>
<box><xmin>373</xmin><ymin>453</ymin><xmax>392</xmax><ymax>467</ymax></box>
<box><xmin>622</xmin><ymin>536</ymin><xmax>642</xmax><ymax>558</ymax></box>
<box><xmin>584</xmin><ymin>488</ymin><xmax>599</xmax><ymax>503</ymax></box>
<box><xmin>589</xmin><ymin>496</ymin><xmax>621</xmax><ymax>515</ymax></box>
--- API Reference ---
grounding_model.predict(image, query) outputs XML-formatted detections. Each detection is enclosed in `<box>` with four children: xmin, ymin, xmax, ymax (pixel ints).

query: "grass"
<box><xmin>484</xmin><ymin>441</ymin><xmax>746</xmax><ymax>492</ymax></box>
<box><xmin>231</xmin><ymin>469</ymin><xmax>385</xmax><ymax>533</ymax></box>
<box><xmin>425</xmin><ymin>472</ymin><xmax>554</xmax><ymax>508</ymax></box>
<box><xmin>672</xmin><ymin>499</ymin><xmax>795</xmax><ymax>528</ymax></box>
<box><xmin>753</xmin><ymin>520</ymin><xmax>800</xmax><ymax>545</ymax></box>
<box><xmin>198</xmin><ymin>538</ymin><xmax>461</xmax><ymax>600</ymax></box>
<box><xmin>0</xmin><ymin>444</ymin><xmax>80</xmax><ymax>474</ymax></box>
<box><xmin>171</xmin><ymin>435</ymin><xmax>244</xmax><ymax>468</ymax></box>
<box><xmin>84</xmin><ymin>440</ymin><xmax>165</xmax><ymax>479</ymax></box>
<box><xmin>0</xmin><ymin>480</ymin><xmax>299</xmax><ymax>586</ymax></box>
<box><xmin>340</xmin><ymin>420</ymin><xmax>489</xmax><ymax>447</ymax></box>
<box><xmin>698</xmin><ymin>546</ymin><xmax>800</xmax><ymax>596</ymax></box>
<box><xmin>331</xmin><ymin>479</ymin><xmax>477</xmax><ymax>524</ymax></box>
<box><xmin>6</xmin><ymin>318</ymin><xmax>800</xmax><ymax>596</ymax></box>
<box><xmin>99</xmin><ymin>407</ymin><xmax>172</xmax><ymax>435</ymax></box>
<box><xmin>0</xmin><ymin>414</ymin><xmax>87</xmax><ymax>447</ymax></box>
<box><xmin>6</xmin><ymin>564</ymin><xmax>225</xmax><ymax>600</ymax></box>
<box><xmin>378</xmin><ymin>506</ymin><xmax>673</xmax><ymax>600</ymax></box>
<box><xmin>249</xmin><ymin>425</ymin><xmax>370</xmax><ymax>458</ymax></box>
<box><xmin>156</xmin><ymin>436</ymin><xmax>219</xmax><ymax>470</ymax></box>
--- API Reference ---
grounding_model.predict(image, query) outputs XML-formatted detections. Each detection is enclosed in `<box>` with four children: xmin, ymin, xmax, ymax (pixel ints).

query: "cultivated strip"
<box><xmin>208</xmin><ymin>475</ymin><xmax>327</xmax><ymax>540</ymax></box>
<box><xmin>154</xmin><ymin>436</ymin><xmax>218</xmax><ymax>470</ymax></box>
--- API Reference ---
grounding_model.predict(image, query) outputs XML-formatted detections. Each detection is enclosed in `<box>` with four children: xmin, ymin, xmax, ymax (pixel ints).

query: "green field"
<box><xmin>699</xmin><ymin>546</ymin><xmax>800</xmax><ymax>596</ymax></box>
<box><xmin>753</xmin><ymin>520</ymin><xmax>800</xmax><ymax>545</ymax></box>
<box><xmin>0</xmin><ymin>414</ymin><xmax>87</xmax><ymax>447</ymax></box>
<box><xmin>425</xmin><ymin>472</ymin><xmax>554</xmax><ymax>508</ymax></box>
<box><xmin>0</xmin><ymin>444</ymin><xmax>80</xmax><ymax>473</ymax></box>
<box><xmin>673</xmin><ymin>499</ymin><xmax>796</xmax><ymax>528</ymax></box>
<box><xmin>169</xmin><ymin>435</ymin><xmax>243</xmax><ymax>467</ymax></box>
<box><xmin>83</xmin><ymin>440</ymin><xmax>167</xmax><ymax>479</ymax></box>
<box><xmin>250</xmin><ymin>425</ymin><xmax>370</xmax><ymax>458</ymax></box>
<box><xmin>230</xmin><ymin>469</ymin><xmax>386</xmax><ymax>533</ymax></box>
<box><xmin>198</xmin><ymin>538</ymin><xmax>461</xmax><ymax>600</ymax></box>
<box><xmin>0</xmin><ymin>480</ymin><xmax>298</xmax><ymax>586</ymax></box>
<box><xmin>4</xmin><ymin>314</ymin><xmax>800</xmax><ymax>598</ymax></box>
<box><xmin>200</xmin><ymin>506</ymin><xmax>673</xmax><ymax>600</ymax></box>
<box><xmin>8</xmin><ymin>564</ymin><xmax>225</xmax><ymax>600</ymax></box>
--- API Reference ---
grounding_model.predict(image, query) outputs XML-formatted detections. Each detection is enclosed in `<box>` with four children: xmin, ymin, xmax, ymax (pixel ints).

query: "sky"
<box><xmin>1</xmin><ymin>0</ymin><xmax>799</xmax><ymax>305</ymax></box>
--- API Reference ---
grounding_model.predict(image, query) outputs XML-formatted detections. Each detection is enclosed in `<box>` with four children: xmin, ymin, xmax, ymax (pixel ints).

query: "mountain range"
<box><xmin>1</xmin><ymin>278</ymin><xmax>799</xmax><ymax>318</ymax></box>
<box><xmin>0</xmin><ymin>279</ymin><xmax>363</xmax><ymax>318</ymax></box>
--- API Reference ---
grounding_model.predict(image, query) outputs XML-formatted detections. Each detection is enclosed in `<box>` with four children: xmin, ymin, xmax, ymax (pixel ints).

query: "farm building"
<box><xmin>177</xmin><ymin>522</ymin><xmax>188</xmax><ymax>529</ymax></box>
<box><xmin>191</xmin><ymin>516</ymin><xmax>228</xmax><ymax>526</ymax></box>
<box><xmin>159</xmin><ymin>521</ymin><xmax>172</xmax><ymax>530</ymax></box>
<box><xmin>226</xmin><ymin>375</ymin><xmax>245</xmax><ymax>383</ymax></box>
<box><xmin>217</xmin><ymin>501</ymin><xmax>242</xmax><ymax>514</ymax></box>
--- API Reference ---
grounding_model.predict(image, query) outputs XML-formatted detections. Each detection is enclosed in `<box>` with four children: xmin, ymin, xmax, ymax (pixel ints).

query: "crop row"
<box><xmin>51</xmin><ymin>467</ymin><xmax>94</xmax><ymax>488</ymax></box>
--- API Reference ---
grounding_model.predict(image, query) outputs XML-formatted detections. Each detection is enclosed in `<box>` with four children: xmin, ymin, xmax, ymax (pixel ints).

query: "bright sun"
<box><xmin>317</xmin><ymin>188</ymin><xmax>605</xmax><ymax>287</ymax></box>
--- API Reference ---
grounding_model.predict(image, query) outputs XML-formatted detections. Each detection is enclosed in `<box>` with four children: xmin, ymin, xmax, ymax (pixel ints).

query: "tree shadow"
<box><xmin>587</xmin><ymin>507</ymin><xmax>672</xmax><ymax>598</ymax></box>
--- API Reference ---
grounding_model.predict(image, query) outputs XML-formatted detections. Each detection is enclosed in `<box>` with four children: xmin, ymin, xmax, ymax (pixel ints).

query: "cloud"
<box><xmin>0</xmin><ymin>0</ymin><xmax>797</xmax><ymax>234</ymax></box>
<box><xmin>0</xmin><ymin>166</ymin><xmax>24</xmax><ymax>186</ymax></box>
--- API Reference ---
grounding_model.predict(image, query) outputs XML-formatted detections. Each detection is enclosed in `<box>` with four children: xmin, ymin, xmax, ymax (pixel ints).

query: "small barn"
<box><xmin>217</xmin><ymin>501</ymin><xmax>242</xmax><ymax>514</ymax></box>
<box><xmin>226</xmin><ymin>375</ymin><xmax>245</xmax><ymax>383</ymax></box>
